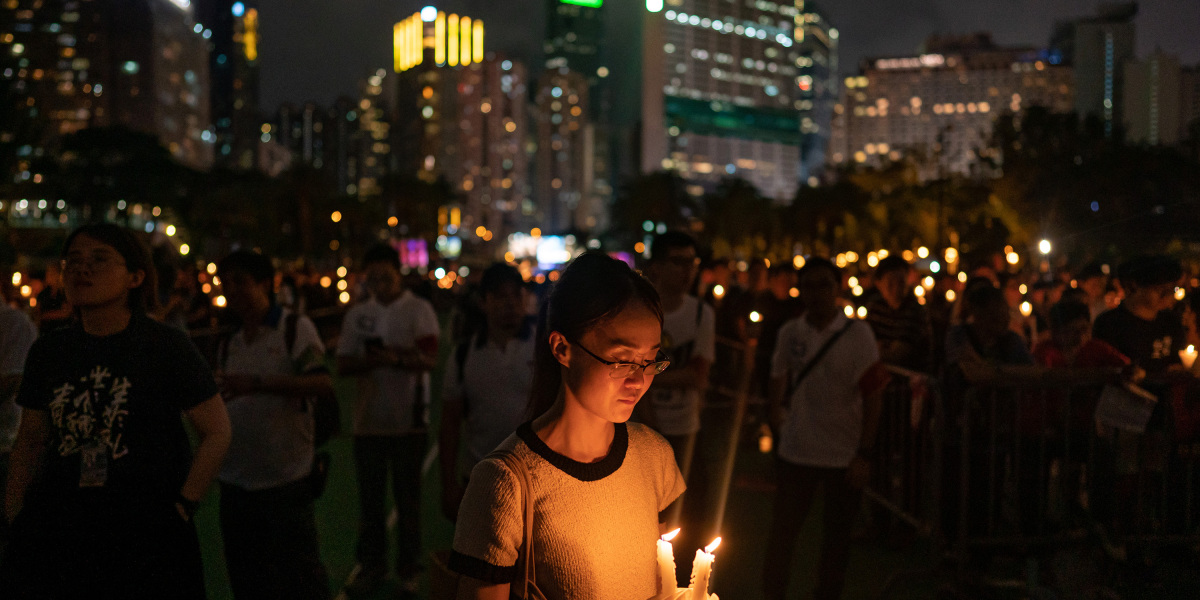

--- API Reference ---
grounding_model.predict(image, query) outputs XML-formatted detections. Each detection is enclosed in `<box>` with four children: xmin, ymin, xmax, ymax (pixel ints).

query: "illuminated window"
<box><xmin>447</xmin><ymin>14</ymin><xmax>459</xmax><ymax>66</ymax></box>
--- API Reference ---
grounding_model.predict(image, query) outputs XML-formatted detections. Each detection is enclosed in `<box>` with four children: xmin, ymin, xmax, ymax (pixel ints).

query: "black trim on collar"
<box><xmin>516</xmin><ymin>421</ymin><xmax>628</xmax><ymax>482</ymax></box>
<box><xmin>448</xmin><ymin>551</ymin><xmax>517</xmax><ymax>584</ymax></box>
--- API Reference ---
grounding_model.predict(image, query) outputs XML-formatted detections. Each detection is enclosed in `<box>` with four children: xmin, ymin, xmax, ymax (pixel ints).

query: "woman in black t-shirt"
<box><xmin>1</xmin><ymin>224</ymin><xmax>231</xmax><ymax>599</ymax></box>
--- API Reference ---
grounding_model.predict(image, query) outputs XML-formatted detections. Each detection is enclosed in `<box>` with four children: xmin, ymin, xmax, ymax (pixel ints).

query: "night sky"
<box><xmin>255</xmin><ymin>0</ymin><xmax>1200</xmax><ymax>110</ymax></box>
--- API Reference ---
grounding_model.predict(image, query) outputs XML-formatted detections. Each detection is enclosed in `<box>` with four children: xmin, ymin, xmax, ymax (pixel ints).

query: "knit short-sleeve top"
<box><xmin>450</xmin><ymin>421</ymin><xmax>686</xmax><ymax>600</ymax></box>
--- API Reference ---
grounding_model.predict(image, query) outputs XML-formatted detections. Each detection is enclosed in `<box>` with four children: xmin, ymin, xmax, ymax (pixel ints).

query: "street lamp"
<box><xmin>1038</xmin><ymin>239</ymin><xmax>1052</xmax><ymax>255</ymax></box>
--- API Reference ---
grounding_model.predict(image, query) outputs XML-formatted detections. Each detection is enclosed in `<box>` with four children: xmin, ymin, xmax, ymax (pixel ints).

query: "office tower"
<box><xmin>267</xmin><ymin>98</ymin><xmax>359</xmax><ymax>192</ymax></box>
<box><xmin>545</xmin><ymin>0</ymin><xmax>605</xmax><ymax>114</ymax></box>
<box><xmin>392</xmin><ymin>6</ymin><xmax>486</xmax><ymax>181</ymax></box>
<box><xmin>456</xmin><ymin>55</ymin><xmax>531</xmax><ymax>237</ymax></box>
<box><xmin>535</xmin><ymin>67</ymin><xmax>595</xmax><ymax>233</ymax></box>
<box><xmin>1050</xmin><ymin>2</ymin><xmax>1136</xmax><ymax>137</ymax></box>
<box><xmin>2</xmin><ymin>0</ymin><xmax>213</xmax><ymax>170</ymax></box>
<box><xmin>356</xmin><ymin>68</ymin><xmax>394</xmax><ymax>200</ymax></box>
<box><xmin>544</xmin><ymin>0</ymin><xmax>612</xmax><ymax>233</ymax></box>
<box><xmin>1182</xmin><ymin>65</ymin><xmax>1200</xmax><ymax>142</ymax></box>
<box><xmin>642</xmin><ymin>0</ymin><xmax>804</xmax><ymax>202</ymax></box>
<box><xmin>390</xmin><ymin>7</ymin><xmax>531</xmax><ymax>244</ymax></box>
<box><xmin>832</xmin><ymin>34</ymin><xmax>1073</xmax><ymax>178</ymax></box>
<box><xmin>1123</xmin><ymin>51</ymin><xmax>1183</xmax><ymax>146</ymax></box>
<box><xmin>194</xmin><ymin>0</ymin><xmax>260</xmax><ymax>169</ymax></box>
<box><xmin>795</xmin><ymin>2</ymin><xmax>837</xmax><ymax>185</ymax></box>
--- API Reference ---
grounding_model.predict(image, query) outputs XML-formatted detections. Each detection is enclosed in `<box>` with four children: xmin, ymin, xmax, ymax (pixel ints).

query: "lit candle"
<box><xmin>688</xmin><ymin>537</ymin><xmax>721</xmax><ymax>600</ymax></box>
<box><xmin>658</xmin><ymin>528</ymin><xmax>680</xmax><ymax>594</ymax></box>
<box><xmin>1181</xmin><ymin>345</ymin><xmax>1198</xmax><ymax>370</ymax></box>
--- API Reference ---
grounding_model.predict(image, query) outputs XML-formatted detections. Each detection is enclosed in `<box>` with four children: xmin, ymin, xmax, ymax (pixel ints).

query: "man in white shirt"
<box><xmin>642</xmin><ymin>232</ymin><xmax>715</xmax><ymax>528</ymax></box>
<box><xmin>762</xmin><ymin>258</ymin><xmax>889</xmax><ymax>600</ymax></box>
<box><xmin>0</xmin><ymin>299</ymin><xmax>36</xmax><ymax>547</ymax></box>
<box><xmin>337</xmin><ymin>244</ymin><xmax>439</xmax><ymax>594</ymax></box>
<box><xmin>439</xmin><ymin>263</ymin><xmax>534</xmax><ymax>521</ymax></box>
<box><xmin>216</xmin><ymin>250</ymin><xmax>334</xmax><ymax>600</ymax></box>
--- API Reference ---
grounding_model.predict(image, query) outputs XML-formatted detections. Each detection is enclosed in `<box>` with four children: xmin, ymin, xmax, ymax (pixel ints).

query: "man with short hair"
<box><xmin>1076</xmin><ymin>263</ymin><xmax>1110</xmax><ymax>322</ymax></box>
<box><xmin>216</xmin><ymin>250</ymin><xmax>333</xmax><ymax>600</ymax></box>
<box><xmin>1093</xmin><ymin>256</ymin><xmax>1185</xmax><ymax>377</ymax></box>
<box><xmin>866</xmin><ymin>255</ymin><xmax>933</xmax><ymax>373</ymax></box>
<box><xmin>1091</xmin><ymin>256</ymin><xmax>1189</xmax><ymax>538</ymax></box>
<box><xmin>336</xmin><ymin>244</ymin><xmax>439</xmax><ymax>595</ymax></box>
<box><xmin>438</xmin><ymin>263</ymin><xmax>534</xmax><ymax>522</ymax></box>
<box><xmin>641</xmin><ymin>232</ymin><xmax>715</xmax><ymax>486</ymax></box>
<box><xmin>762</xmin><ymin>258</ymin><xmax>889</xmax><ymax>600</ymax></box>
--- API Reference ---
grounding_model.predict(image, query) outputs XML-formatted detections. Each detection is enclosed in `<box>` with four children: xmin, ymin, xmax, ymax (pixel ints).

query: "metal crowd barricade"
<box><xmin>876</xmin><ymin>370</ymin><xmax>1200</xmax><ymax>598</ymax></box>
<box><xmin>951</xmin><ymin>378</ymin><xmax>1200</xmax><ymax>551</ymax></box>
<box><xmin>865</xmin><ymin>365</ymin><xmax>944</xmax><ymax>543</ymax></box>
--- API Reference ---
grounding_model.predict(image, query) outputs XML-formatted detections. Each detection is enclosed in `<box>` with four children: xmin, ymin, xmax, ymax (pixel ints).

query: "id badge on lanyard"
<box><xmin>79</xmin><ymin>441</ymin><xmax>109</xmax><ymax>488</ymax></box>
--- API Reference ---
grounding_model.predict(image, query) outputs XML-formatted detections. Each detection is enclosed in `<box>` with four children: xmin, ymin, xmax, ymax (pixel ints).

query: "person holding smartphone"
<box><xmin>336</xmin><ymin>244</ymin><xmax>439</xmax><ymax>595</ymax></box>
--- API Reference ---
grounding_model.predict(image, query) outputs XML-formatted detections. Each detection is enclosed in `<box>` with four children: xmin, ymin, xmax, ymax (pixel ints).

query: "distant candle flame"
<box><xmin>705</xmin><ymin>537</ymin><xmax>722</xmax><ymax>553</ymax></box>
<box><xmin>662</xmin><ymin>528</ymin><xmax>680</xmax><ymax>542</ymax></box>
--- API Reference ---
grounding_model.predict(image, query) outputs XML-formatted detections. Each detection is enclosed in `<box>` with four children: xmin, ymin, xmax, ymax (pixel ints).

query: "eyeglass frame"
<box><xmin>569</xmin><ymin>339</ymin><xmax>670</xmax><ymax>379</ymax></box>
<box><xmin>60</xmin><ymin>253</ymin><xmax>128</xmax><ymax>274</ymax></box>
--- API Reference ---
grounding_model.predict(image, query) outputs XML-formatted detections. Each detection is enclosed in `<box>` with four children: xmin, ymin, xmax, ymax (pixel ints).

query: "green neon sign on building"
<box><xmin>560</xmin><ymin>0</ymin><xmax>602</xmax><ymax>7</ymax></box>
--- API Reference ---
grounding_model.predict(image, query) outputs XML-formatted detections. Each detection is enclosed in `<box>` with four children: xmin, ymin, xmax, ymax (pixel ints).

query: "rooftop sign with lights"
<box><xmin>394</xmin><ymin>8</ymin><xmax>484</xmax><ymax>72</ymax></box>
<box><xmin>873</xmin><ymin>54</ymin><xmax>945</xmax><ymax>70</ymax></box>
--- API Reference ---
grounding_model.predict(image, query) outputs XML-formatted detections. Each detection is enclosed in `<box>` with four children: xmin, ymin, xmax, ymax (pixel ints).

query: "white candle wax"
<box><xmin>657</xmin><ymin>528</ymin><xmax>680</xmax><ymax>594</ymax></box>
<box><xmin>1181</xmin><ymin>345</ymin><xmax>1198</xmax><ymax>370</ymax></box>
<box><xmin>688</xmin><ymin>538</ymin><xmax>721</xmax><ymax>600</ymax></box>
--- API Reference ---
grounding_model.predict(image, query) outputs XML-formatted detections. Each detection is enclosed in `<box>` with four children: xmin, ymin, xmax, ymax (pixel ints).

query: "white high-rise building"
<box><xmin>641</xmin><ymin>0</ymin><xmax>808</xmax><ymax>202</ymax></box>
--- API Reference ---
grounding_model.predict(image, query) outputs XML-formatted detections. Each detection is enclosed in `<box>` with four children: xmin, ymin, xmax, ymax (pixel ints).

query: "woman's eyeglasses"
<box><xmin>61</xmin><ymin>254</ymin><xmax>126</xmax><ymax>273</ymax></box>
<box><xmin>571</xmin><ymin>340</ymin><xmax>670</xmax><ymax>379</ymax></box>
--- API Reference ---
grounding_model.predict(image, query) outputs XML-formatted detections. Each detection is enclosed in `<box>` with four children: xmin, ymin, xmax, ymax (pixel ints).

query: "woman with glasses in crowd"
<box><xmin>1</xmin><ymin>223</ymin><xmax>230</xmax><ymax>599</ymax></box>
<box><xmin>448</xmin><ymin>251</ymin><xmax>685</xmax><ymax>600</ymax></box>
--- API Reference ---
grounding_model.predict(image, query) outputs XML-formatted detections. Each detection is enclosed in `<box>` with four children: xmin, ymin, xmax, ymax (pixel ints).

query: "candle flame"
<box><xmin>705</xmin><ymin>537</ymin><xmax>722</xmax><ymax>553</ymax></box>
<box><xmin>662</xmin><ymin>528</ymin><xmax>680</xmax><ymax>542</ymax></box>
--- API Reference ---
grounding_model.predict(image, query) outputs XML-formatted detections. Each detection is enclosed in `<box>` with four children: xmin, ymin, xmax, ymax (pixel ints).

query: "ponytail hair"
<box><xmin>526</xmin><ymin>252</ymin><xmax>663</xmax><ymax>419</ymax></box>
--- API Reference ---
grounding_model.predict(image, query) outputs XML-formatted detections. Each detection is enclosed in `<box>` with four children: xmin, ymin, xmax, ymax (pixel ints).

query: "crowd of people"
<box><xmin>1</xmin><ymin>221</ymin><xmax>1198</xmax><ymax>599</ymax></box>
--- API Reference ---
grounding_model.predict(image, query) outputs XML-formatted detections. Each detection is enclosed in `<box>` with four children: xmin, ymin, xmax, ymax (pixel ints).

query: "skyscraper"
<box><xmin>1124</xmin><ymin>51</ymin><xmax>1182</xmax><ymax>146</ymax></box>
<box><xmin>1182</xmin><ymin>66</ymin><xmax>1200</xmax><ymax>143</ymax></box>
<box><xmin>1050</xmin><ymin>2</ymin><xmax>1136</xmax><ymax>138</ymax></box>
<box><xmin>535</xmin><ymin>67</ymin><xmax>595</xmax><ymax>233</ymax></box>
<box><xmin>2</xmin><ymin>0</ymin><xmax>213</xmax><ymax>170</ymax></box>
<box><xmin>194</xmin><ymin>0</ymin><xmax>260</xmax><ymax>169</ymax></box>
<box><xmin>455</xmin><ymin>56</ymin><xmax>531</xmax><ymax>238</ymax></box>
<box><xmin>795</xmin><ymin>2</ymin><xmax>838</xmax><ymax>185</ymax></box>
<box><xmin>543</xmin><ymin>0</ymin><xmax>612</xmax><ymax>233</ymax></box>
<box><xmin>390</xmin><ymin>8</ymin><xmax>531</xmax><ymax>248</ymax></box>
<box><xmin>544</xmin><ymin>0</ymin><xmax>605</xmax><ymax>115</ymax></box>
<box><xmin>356</xmin><ymin>68</ymin><xmax>394</xmax><ymax>200</ymax></box>
<box><xmin>268</xmin><ymin>97</ymin><xmax>359</xmax><ymax>192</ymax></box>
<box><xmin>641</xmin><ymin>1</ymin><xmax>805</xmax><ymax>202</ymax></box>
<box><xmin>832</xmin><ymin>34</ymin><xmax>1073</xmax><ymax>178</ymax></box>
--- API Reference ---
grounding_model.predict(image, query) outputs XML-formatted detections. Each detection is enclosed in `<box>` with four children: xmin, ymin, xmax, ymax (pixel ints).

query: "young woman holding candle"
<box><xmin>1</xmin><ymin>224</ymin><xmax>231</xmax><ymax>598</ymax></box>
<box><xmin>449</xmin><ymin>251</ymin><xmax>687</xmax><ymax>600</ymax></box>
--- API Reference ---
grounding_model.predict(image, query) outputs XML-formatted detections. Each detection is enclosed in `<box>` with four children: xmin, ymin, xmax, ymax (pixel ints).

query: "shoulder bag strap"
<box><xmin>491</xmin><ymin>451</ymin><xmax>538</xmax><ymax>598</ymax></box>
<box><xmin>788</xmin><ymin>318</ymin><xmax>856</xmax><ymax>397</ymax></box>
